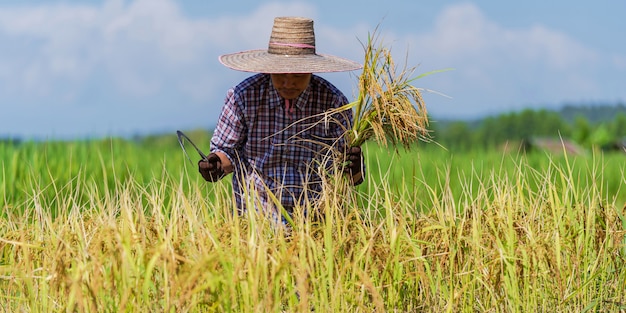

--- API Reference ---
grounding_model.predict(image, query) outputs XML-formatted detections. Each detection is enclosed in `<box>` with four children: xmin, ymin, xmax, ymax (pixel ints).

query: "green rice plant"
<box><xmin>1</xmin><ymin>139</ymin><xmax>626</xmax><ymax>312</ymax></box>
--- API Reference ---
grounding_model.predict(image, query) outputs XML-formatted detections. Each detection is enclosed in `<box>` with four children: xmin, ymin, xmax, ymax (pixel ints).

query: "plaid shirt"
<box><xmin>210</xmin><ymin>73</ymin><xmax>352</xmax><ymax>214</ymax></box>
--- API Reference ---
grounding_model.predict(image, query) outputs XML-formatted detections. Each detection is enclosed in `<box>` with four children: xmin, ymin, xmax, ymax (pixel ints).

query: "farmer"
<box><xmin>199</xmin><ymin>16</ymin><xmax>364</xmax><ymax>222</ymax></box>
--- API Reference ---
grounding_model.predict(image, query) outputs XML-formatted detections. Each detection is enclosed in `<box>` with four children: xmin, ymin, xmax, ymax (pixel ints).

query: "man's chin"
<box><xmin>278</xmin><ymin>91</ymin><xmax>301</xmax><ymax>99</ymax></box>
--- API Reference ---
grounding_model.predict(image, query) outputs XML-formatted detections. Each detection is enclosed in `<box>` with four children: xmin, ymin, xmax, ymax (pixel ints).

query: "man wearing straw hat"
<box><xmin>199</xmin><ymin>16</ymin><xmax>364</xmax><ymax>222</ymax></box>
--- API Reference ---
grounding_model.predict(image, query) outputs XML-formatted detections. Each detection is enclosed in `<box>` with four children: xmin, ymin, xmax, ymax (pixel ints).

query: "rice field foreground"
<box><xmin>1</xmin><ymin>140</ymin><xmax>626</xmax><ymax>312</ymax></box>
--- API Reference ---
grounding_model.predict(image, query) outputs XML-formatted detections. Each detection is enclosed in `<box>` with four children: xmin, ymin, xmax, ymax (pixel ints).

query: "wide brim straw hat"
<box><xmin>219</xmin><ymin>17</ymin><xmax>362</xmax><ymax>73</ymax></box>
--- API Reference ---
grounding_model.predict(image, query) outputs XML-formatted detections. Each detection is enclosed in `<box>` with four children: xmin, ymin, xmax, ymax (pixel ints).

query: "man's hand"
<box><xmin>198</xmin><ymin>153</ymin><xmax>225</xmax><ymax>182</ymax></box>
<box><xmin>343</xmin><ymin>146</ymin><xmax>364</xmax><ymax>185</ymax></box>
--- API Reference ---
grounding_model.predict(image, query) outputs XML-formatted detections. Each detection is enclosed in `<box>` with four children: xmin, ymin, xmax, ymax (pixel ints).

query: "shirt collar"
<box><xmin>293</xmin><ymin>86</ymin><xmax>310</xmax><ymax>110</ymax></box>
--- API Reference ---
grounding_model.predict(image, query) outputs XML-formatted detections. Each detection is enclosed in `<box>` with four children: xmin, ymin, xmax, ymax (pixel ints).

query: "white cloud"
<box><xmin>419</xmin><ymin>3</ymin><xmax>598</xmax><ymax>68</ymax></box>
<box><xmin>1</xmin><ymin>0</ymin><xmax>624</xmax><ymax>137</ymax></box>
<box><xmin>0</xmin><ymin>4</ymin><xmax>98</xmax><ymax>98</ymax></box>
<box><xmin>0</xmin><ymin>0</ymin><xmax>329</xmax><ymax>104</ymax></box>
<box><xmin>0</xmin><ymin>0</ymin><xmax>343</xmax><ymax>137</ymax></box>
<box><xmin>398</xmin><ymin>2</ymin><xmax>608</xmax><ymax>117</ymax></box>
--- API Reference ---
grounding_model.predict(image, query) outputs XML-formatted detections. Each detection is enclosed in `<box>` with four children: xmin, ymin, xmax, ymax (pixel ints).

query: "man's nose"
<box><xmin>279</xmin><ymin>77</ymin><xmax>294</xmax><ymax>87</ymax></box>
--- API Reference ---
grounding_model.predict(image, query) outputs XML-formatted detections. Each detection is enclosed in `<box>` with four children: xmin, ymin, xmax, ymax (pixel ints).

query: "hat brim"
<box><xmin>219</xmin><ymin>50</ymin><xmax>362</xmax><ymax>73</ymax></box>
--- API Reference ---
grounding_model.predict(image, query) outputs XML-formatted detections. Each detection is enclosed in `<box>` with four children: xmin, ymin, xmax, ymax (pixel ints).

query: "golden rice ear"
<box><xmin>348</xmin><ymin>28</ymin><xmax>434</xmax><ymax>152</ymax></box>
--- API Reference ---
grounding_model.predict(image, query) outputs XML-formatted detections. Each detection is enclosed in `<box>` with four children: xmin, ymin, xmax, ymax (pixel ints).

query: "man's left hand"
<box><xmin>344</xmin><ymin>146</ymin><xmax>364</xmax><ymax>185</ymax></box>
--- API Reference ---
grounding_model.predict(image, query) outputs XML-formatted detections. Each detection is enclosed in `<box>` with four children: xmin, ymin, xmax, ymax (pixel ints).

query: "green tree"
<box><xmin>609</xmin><ymin>113</ymin><xmax>626</xmax><ymax>139</ymax></box>
<box><xmin>437</xmin><ymin>121</ymin><xmax>472</xmax><ymax>150</ymax></box>
<box><xmin>572</xmin><ymin>115</ymin><xmax>592</xmax><ymax>146</ymax></box>
<box><xmin>589</xmin><ymin>124</ymin><xmax>612</xmax><ymax>148</ymax></box>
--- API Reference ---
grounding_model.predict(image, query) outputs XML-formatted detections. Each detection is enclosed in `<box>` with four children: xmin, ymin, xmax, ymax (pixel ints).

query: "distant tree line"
<box><xmin>3</xmin><ymin>103</ymin><xmax>626</xmax><ymax>153</ymax></box>
<box><xmin>429</xmin><ymin>103</ymin><xmax>626</xmax><ymax>151</ymax></box>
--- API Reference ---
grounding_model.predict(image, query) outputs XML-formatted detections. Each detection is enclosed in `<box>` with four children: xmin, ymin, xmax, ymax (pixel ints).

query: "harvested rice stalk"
<box><xmin>337</xmin><ymin>30</ymin><xmax>450</xmax><ymax>151</ymax></box>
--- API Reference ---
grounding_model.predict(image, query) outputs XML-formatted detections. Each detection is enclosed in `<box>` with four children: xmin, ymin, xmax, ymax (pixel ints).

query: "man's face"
<box><xmin>270</xmin><ymin>73</ymin><xmax>312</xmax><ymax>100</ymax></box>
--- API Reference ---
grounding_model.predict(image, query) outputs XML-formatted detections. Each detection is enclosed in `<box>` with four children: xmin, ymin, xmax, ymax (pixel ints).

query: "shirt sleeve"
<box><xmin>210</xmin><ymin>89</ymin><xmax>246</xmax><ymax>165</ymax></box>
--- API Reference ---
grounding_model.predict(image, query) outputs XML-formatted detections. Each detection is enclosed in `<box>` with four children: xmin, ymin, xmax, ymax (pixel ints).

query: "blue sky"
<box><xmin>1</xmin><ymin>0</ymin><xmax>625</xmax><ymax>139</ymax></box>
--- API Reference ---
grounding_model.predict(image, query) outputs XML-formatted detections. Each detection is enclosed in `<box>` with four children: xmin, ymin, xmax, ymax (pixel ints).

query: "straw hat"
<box><xmin>218</xmin><ymin>17</ymin><xmax>362</xmax><ymax>73</ymax></box>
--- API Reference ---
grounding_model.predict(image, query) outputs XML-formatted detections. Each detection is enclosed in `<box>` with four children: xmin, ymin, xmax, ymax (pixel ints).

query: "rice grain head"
<box><xmin>348</xmin><ymin>30</ymin><xmax>433</xmax><ymax>151</ymax></box>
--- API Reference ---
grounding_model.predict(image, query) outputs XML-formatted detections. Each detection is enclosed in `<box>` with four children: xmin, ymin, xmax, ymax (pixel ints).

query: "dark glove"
<box><xmin>198</xmin><ymin>153</ymin><xmax>224</xmax><ymax>182</ymax></box>
<box><xmin>343</xmin><ymin>146</ymin><xmax>364</xmax><ymax>185</ymax></box>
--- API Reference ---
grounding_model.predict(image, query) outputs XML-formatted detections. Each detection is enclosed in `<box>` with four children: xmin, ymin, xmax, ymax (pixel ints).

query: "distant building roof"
<box><xmin>528</xmin><ymin>137</ymin><xmax>586</xmax><ymax>155</ymax></box>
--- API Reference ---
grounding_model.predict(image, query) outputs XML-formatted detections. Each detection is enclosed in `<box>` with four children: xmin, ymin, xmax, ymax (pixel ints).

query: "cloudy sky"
<box><xmin>2</xmin><ymin>0</ymin><xmax>625</xmax><ymax>140</ymax></box>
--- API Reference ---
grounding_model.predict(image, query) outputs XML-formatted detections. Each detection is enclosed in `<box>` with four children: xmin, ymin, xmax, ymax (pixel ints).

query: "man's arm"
<box><xmin>214</xmin><ymin>151</ymin><xmax>233</xmax><ymax>174</ymax></box>
<box><xmin>201</xmin><ymin>88</ymin><xmax>244</xmax><ymax>181</ymax></box>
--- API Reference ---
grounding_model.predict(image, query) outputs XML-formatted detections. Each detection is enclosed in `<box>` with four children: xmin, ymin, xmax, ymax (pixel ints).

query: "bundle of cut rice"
<box><xmin>339</xmin><ymin>30</ymin><xmax>449</xmax><ymax>151</ymax></box>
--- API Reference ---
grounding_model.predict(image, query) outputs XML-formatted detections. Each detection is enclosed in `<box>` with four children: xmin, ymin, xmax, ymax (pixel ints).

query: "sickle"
<box><xmin>176</xmin><ymin>130</ymin><xmax>208</xmax><ymax>163</ymax></box>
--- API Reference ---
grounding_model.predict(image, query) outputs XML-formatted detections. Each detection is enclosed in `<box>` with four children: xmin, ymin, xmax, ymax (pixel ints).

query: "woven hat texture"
<box><xmin>219</xmin><ymin>17</ymin><xmax>361</xmax><ymax>73</ymax></box>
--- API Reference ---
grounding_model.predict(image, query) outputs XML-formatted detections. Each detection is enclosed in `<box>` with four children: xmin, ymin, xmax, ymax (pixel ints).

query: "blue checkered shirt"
<box><xmin>210</xmin><ymin>73</ymin><xmax>352</xmax><ymax>213</ymax></box>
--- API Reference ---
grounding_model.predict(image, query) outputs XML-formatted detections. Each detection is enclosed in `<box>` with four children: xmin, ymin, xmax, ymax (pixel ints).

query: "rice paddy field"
<box><xmin>1</xmin><ymin>134</ymin><xmax>626</xmax><ymax>312</ymax></box>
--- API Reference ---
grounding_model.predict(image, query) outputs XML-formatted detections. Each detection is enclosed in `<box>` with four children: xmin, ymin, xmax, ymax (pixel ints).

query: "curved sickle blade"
<box><xmin>176</xmin><ymin>130</ymin><xmax>208</xmax><ymax>163</ymax></box>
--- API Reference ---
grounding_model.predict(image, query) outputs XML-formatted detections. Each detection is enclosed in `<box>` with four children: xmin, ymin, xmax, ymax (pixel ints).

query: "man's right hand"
<box><xmin>198</xmin><ymin>153</ymin><xmax>225</xmax><ymax>182</ymax></box>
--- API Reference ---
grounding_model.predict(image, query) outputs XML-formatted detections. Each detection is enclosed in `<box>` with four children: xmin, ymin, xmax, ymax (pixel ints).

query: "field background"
<box><xmin>1</xmin><ymin>130</ymin><xmax>626</xmax><ymax>312</ymax></box>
